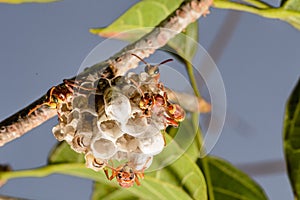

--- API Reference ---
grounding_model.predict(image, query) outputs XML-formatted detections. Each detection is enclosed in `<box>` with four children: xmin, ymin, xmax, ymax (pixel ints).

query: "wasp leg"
<box><xmin>27</xmin><ymin>86</ymin><xmax>56</xmax><ymax>116</ymax></box>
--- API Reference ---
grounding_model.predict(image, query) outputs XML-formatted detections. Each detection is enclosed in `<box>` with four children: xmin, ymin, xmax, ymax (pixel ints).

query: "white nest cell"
<box><xmin>52</xmin><ymin>124</ymin><xmax>65</xmax><ymax>141</ymax></box>
<box><xmin>121</xmin><ymin>84</ymin><xmax>139</xmax><ymax>98</ymax></box>
<box><xmin>137</xmin><ymin>122</ymin><xmax>162</xmax><ymax>139</ymax></box>
<box><xmin>147</xmin><ymin>111</ymin><xmax>167</xmax><ymax>131</ymax></box>
<box><xmin>112</xmin><ymin>151</ymin><xmax>128</xmax><ymax>161</ymax></box>
<box><xmin>91</xmin><ymin>137</ymin><xmax>117</xmax><ymax>159</ymax></box>
<box><xmin>126</xmin><ymin>72</ymin><xmax>140</xmax><ymax>83</ymax></box>
<box><xmin>128</xmin><ymin>152</ymin><xmax>153</xmax><ymax>171</ymax></box>
<box><xmin>63</xmin><ymin>124</ymin><xmax>76</xmax><ymax>141</ymax></box>
<box><xmin>72</xmin><ymin>94</ymin><xmax>89</xmax><ymax>110</ymax></box>
<box><xmin>121</xmin><ymin>114</ymin><xmax>147</xmax><ymax>137</ymax></box>
<box><xmin>71</xmin><ymin>133</ymin><xmax>90</xmax><ymax>153</ymax></box>
<box><xmin>98</xmin><ymin>119</ymin><xmax>123</xmax><ymax>140</ymax></box>
<box><xmin>66</xmin><ymin>118</ymin><xmax>80</xmax><ymax>134</ymax></box>
<box><xmin>138</xmin><ymin>132</ymin><xmax>165</xmax><ymax>156</ymax></box>
<box><xmin>67</xmin><ymin>108</ymin><xmax>81</xmax><ymax>123</ymax></box>
<box><xmin>104</xmin><ymin>87</ymin><xmax>131</xmax><ymax>123</ymax></box>
<box><xmin>85</xmin><ymin>152</ymin><xmax>106</xmax><ymax>172</ymax></box>
<box><xmin>116</xmin><ymin>134</ymin><xmax>139</xmax><ymax>152</ymax></box>
<box><xmin>81</xmin><ymin>108</ymin><xmax>98</xmax><ymax>118</ymax></box>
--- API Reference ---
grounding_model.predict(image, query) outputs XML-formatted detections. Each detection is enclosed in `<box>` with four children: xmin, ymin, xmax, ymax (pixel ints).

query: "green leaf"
<box><xmin>213</xmin><ymin>0</ymin><xmax>300</xmax><ymax>32</ymax></box>
<box><xmin>148</xmin><ymin>134</ymin><xmax>207</xmax><ymax>200</ymax></box>
<box><xmin>150</xmin><ymin>154</ymin><xmax>207</xmax><ymax>200</ymax></box>
<box><xmin>281</xmin><ymin>0</ymin><xmax>300</xmax><ymax>30</ymax></box>
<box><xmin>166</xmin><ymin>21</ymin><xmax>198</xmax><ymax>61</ymax></box>
<box><xmin>1</xmin><ymin>162</ymin><xmax>193</xmax><ymax>200</ymax></box>
<box><xmin>90</xmin><ymin>0</ymin><xmax>199</xmax><ymax>62</ymax></box>
<box><xmin>90</xmin><ymin>0</ymin><xmax>183</xmax><ymax>39</ymax></box>
<box><xmin>283</xmin><ymin>78</ymin><xmax>300</xmax><ymax>199</ymax></box>
<box><xmin>167</xmin><ymin>115</ymin><xmax>200</xmax><ymax>162</ymax></box>
<box><xmin>0</xmin><ymin>0</ymin><xmax>59</xmax><ymax>4</ymax></box>
<box><xmin>92</xmin><ymin>182</ymin><xmax>138</xmax><ymax>200</ymax></box>
<box><xmin>48</xmin><ymin>141</ymin><xmax>85</xmax><ymax>164</ymax></box>
<box><xmin>198</xmin><ymin>156</ymin><xmax>268</xmax><ymax>200</ymax></box>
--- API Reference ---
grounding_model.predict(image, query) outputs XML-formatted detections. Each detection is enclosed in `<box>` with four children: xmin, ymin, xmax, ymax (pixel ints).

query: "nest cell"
<box><xmin>72</xmin><ymin>94</ymin><xmax>89</xmax><ymax>109</ymax></box>
<box><xmin>128</xmin><ymin>152</ymin><xmax>153</xmax><ymax>171</ymax></box>
<box><xmin>116</xmin><ymin>134</ymin><xmax>139</xmax><ymax>152</ymax></box>
<box><xmin>85</xmin><ymin>152</ymin><xmax>106</xmax><ymax>172</ymax></box>
<box><xmin>112</xmin><ymin>151</ymin><xmax>128</xmax><ymax>161</ymax></box>
<box><xmin>98</xmin><ymin>119</ymin><xmax>123</xmax><ymax>140</ymax></box>
<box><xmin>138</xmin><ymin>132</ymin><xmax>165</xmax><ymax>156</ymax></box>
<box><xmin>52</xmin><ymin>124</ymin><xmax>65</xmax><ymax>141</ymax></box>
<box><xmin>67</xmin><ymin>108</ymin><xmax>81</xmax><ymax>123</ymax></box>
<box><xmin>91</xmin><ymin>137</ymin><xmax>117</xmax><ymax>159</ymax></box>
<box><xmin>71</xmin><ymin>133</ymin><xmax>91</xmax><ymax>153</ymax></box>
<box><xmin>104</xmin><ymin>88</ymin><xmax>131</xmax><ymax>123</ymax></box>
<box><xmin>121</xmin><ymin>114</ymin><xmax>147</xmax><ymax>137</ymax></box>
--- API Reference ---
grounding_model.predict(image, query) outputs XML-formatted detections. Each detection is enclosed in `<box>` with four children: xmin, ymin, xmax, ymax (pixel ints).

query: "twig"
<box><xmin>0</xmin><ymin>0</ymin><xmax>213</xmax><ymax>147</ymax></box>
<box><xmin>0</xmin><ymin>196</ymin><xmax>28</xmax><ymax>200</ymax></box>
<box><xmin>0</xmin><ymin>95</ymin><xmax>57</xmax><ymax>146</ymax></box>
<box><xmin>165</xmin><ymin>88</ymin><xmax>211</xmax><ymax>113</ymax></box>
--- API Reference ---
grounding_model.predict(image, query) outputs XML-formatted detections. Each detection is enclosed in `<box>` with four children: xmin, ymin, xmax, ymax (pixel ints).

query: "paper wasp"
<box><xmin>104</xmin><ymin>157</ymin><xmax>151</xmax><ymax>188</ymax></box>
<box><xmin>28</xmin><ymin>79</ymin><xmax>95</xmax><ymax>118</ymax></box>
<box><xmin>131</xmin><ymin>53</ymin><xmax>185</xmax><ymax>127</ymax></box>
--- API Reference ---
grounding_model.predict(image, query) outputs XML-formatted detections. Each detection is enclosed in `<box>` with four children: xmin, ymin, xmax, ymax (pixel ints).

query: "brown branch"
<box><xmin>165</xmin><ymin>88</ymin><xmax>211</xmax><ymax>113</ymax></box>
<box><xmin>0</xmin><ymin>196</ymin><xmax>28</xmax><ymax>200</ymax></box>
<box><xmin>0</xmin><ymin>0</ymin><xmax>213</xmax><ymax>147</ymax></box>
<box><xmin>0</xmin><ymin>95</ymin><xmax>57</xmax><ymax>147</ymax></box>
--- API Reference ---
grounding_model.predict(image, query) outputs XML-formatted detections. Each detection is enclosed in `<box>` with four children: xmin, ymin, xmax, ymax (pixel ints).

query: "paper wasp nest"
<box><xmin>52</xmin><ymin>69</ymin><xmax>184</xmax><ymax>173</ymax></box>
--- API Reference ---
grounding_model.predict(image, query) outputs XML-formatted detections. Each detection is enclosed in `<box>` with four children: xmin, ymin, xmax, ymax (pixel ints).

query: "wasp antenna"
<box><xmin>157</xmin><ymin>58</ymin><xmax>173</xmax><ymax>67</ymax></box>
<box><xmin>131</xmin><ymin>53</ymin><xmax>148</xmax><ymax>66</ymax></box>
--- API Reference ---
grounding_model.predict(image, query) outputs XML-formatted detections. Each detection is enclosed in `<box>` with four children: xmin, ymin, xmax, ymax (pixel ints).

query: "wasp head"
<box><xmin>116</xmin><ymin>165</ymin><xmax>136</xmax><ymax>188</ymax></box>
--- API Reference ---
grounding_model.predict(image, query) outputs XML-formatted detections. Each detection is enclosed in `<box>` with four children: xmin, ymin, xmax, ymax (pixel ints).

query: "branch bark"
<box><xmin>0</xmin><ymin>0</ymin><xmax>213</xmax><ymax>147</ymax></box>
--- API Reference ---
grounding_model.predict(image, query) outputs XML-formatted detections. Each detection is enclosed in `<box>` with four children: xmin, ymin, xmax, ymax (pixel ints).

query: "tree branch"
<box><xmin>0</xmin><ymin>0</ymin><xmax>213</xmax><ymax>147</ymax></box>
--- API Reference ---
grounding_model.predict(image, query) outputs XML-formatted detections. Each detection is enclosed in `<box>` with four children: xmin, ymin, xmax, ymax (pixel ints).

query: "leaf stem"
<box><xmin>241</xmin><ymin>0</ymin><xmax>271</xmax><ymax>9</ymax></box>
<box><xmin>201</xmin><ymin>157</ymin><xmax>215</xmax><ymax>200</ymax></box>
<box><xmin>185</xmin><ymin>61</ymin><xmax>201</xmax><ymax>98</ymax></box>
<box><xmin>213</xmin><ymin>0</ymin><xmax>300</xmax><ymax>19</ymax></box>
<box><xmin>0</xmin><ymin>163</ymin><xmax>86</xmax><ymax>181</ymax></box>
<box><xmin>185</xmin><ymin>60</ymin><xmax>214</xmax><ymax>200</ymax></box>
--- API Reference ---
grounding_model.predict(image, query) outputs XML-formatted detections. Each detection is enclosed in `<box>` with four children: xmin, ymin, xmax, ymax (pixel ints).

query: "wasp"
<box><xmin>131</xmin><ymin>53</ymin><xmax>170</xmax><ymax>112</ymax></box>
<box><xmin>164</xmin><ymin>103</ymin><xmax>185</xmax><ymax>127</ymax></box>
<box><xmin>131</xmin><ymin>54</ymin><xmax>185</xmax><ymax>127</ymax></box>
<box><xmin>131</xmin><ymin>53</ymin><xmax>173</xmax><ymax>82</ymax></box>
<box><xmin>28</xmin><ymin>79</ymin><xmax>95</xmax><ymax>117</ymax></box>
<box><xmin>104</xmin><ymin>158</ymin><xmax>151</xmax><ymax>188</ymax></box>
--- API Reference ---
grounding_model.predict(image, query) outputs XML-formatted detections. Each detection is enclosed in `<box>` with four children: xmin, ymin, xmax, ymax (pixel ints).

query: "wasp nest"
<box><xmin>52</xmin><ymin>69</ymin><xmax>184</xmax><ymax>173</ymax></box>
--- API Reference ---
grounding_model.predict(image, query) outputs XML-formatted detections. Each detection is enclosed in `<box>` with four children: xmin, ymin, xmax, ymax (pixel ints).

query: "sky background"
<box><xmin>0</xmin><ymin>0</ymin><xmax>299</xmax><ymax>199</ymax></box>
